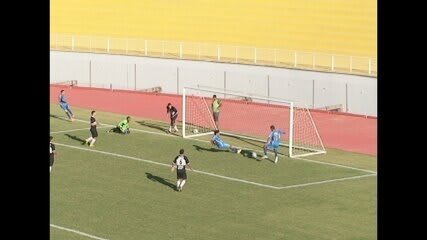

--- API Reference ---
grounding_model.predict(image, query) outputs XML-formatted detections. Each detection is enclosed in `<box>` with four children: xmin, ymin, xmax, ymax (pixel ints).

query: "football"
<box><xmin>193</xmin><ymin>129</ymin><xmax>199</xmax><ymax>133</ymax></box>
<box><xmin>252</xmin><ymin>152</ymin><xmax>257</xmax><ymax>158</ymax></box>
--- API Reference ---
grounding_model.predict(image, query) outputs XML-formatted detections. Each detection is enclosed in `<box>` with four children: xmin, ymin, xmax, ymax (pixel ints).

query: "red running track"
<box><xmin>50</xmin><ymin>85</ymin><xmax>377</xmax><ymax>156</ymax></box>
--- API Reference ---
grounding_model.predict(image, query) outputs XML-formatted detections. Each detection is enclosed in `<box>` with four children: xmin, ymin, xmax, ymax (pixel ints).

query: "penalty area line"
<box><xmin>278</xmin><ymin>173</ymin><xmax>376</xmax><ymax>189</ymax></box>
<box><xmin>55</xmin><ymin>142</ymin><xmax>375</xmax><ymax>190</ymax></box>
<box><xmin>54</xmin><ymin>142</ymin><xmax>281</xmax><ymax>190</ymax></box>
<box><xmin>51</xmin><ymin>126</ymin><xmax>110</xmax><ymax>134</ymax></box>
<box><xmin>50</xmin><ymin>224</ymin><xmax>109</xmax><ymax>240</ymax></box>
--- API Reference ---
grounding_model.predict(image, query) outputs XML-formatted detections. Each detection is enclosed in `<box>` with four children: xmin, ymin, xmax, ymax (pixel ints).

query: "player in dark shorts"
<box><xmin>84</xmin><ymin>110</ymin><xmax>98</xmax><ymax>147</ymax></box>
<box><xmin>50</xmin><ymin>136</ymin><xmax>56</xmax><ymax>173</ymax></box>
<box><xmin>171</xmin><ymin>149</ymin><xmax>193</xmax><ymax>192</ymax></box>
<box><xmin>211</xmin><ymin>95</ymin><xmax>222</xmax><ymax>129</ymax></box>
<box><xmin>166</xmin><ymin>103</ymin><xmax>179</xmax><ymax>133</ymax></box>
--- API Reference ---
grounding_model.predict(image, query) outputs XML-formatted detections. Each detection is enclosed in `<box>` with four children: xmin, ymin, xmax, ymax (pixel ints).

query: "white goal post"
<box><xmin>182</xmin><ymin>86</ymin><xmax>326</xmax><ymax>158</ymax></box>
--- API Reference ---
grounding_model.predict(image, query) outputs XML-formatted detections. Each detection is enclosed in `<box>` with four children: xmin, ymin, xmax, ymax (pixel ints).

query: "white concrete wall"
<box><xmin>136</xmin><ymin>63</ymin><xmax>177</xmax><ymax>93</ymax></box>
<box><xmin>179</xmin><ymin>66</ymin><xmax>225</xmax><ymax>96</ymax></box>
<box><xmin>269</xmin><ymin>75</ymin><xmax>313</xmax><ymax>107</ymax></box>
<box><xmin>50</xmin><ymin>57</ymin><xmax>90</xmax><ymax>86</ymax></box>
<box><xmin>50</xmin><ymin>51</ymin><xmax>377</xmax><ymax>116</ymax></box>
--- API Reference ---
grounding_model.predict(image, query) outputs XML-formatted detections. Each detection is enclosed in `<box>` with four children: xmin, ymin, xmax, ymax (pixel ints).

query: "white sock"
<box><xmin>169</xmin><ymin>126</ymin><xmax>172</xmax><ymax>132</ymax></box>
<box><xmin>86</xmin><ymin>137</ymin><xmax>93</xmax><ymax>142</ymax></box>
<box><xmin>50</xmin><ymin>167</ymin><xmax>51</xmax><ymax>173</ymax></box>
<box><xmin>90</xmin><ymin>139</ymin><xmax>96</xmax><ymax>146</ymax></box>
<box><xmin>177</xmin><ymin>179</ymin><xmax>181</xmax><ymax>188</ymax></box>
<box><xmin>174</xmin><ymin>126</ymin><xmax>178</xmax><ymax>131</ymax></box>
<box><xmin>180</xmin><ymin>180</ymin><xmax>186</xmax><ymax>188</ymax></box>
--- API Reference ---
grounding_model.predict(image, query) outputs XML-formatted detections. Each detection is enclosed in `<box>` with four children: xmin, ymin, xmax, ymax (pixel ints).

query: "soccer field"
<box><xmin>50</xmin><ymin>104</ymin><xmax>377</xmax><ymax>240</ymax></box>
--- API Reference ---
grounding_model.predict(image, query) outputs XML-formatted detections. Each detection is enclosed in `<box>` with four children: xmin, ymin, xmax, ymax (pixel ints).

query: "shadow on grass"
<box><xmin>223</xmin><ymin>134</ymin><xmax>264</xmax><ymax>149</ymax></box>
<box><xmin>136</xmin><ymin>120</ymin><xmax>181</xmax><ymax>136</ymax></box>
<box><xmin>233</xmin><ymin>149</ymin><xmax>276</xmax><ymax>163</ymax></box>
<box><xmin>193</xmin><ymin>144</ymin><xmax>226</xmax><ymax>153</ymax></box>
<box><xmin>50</xmin><ymin>114</ymin><xmax>71</xmax><ymax>122</ymax></box>
<box><xmin>136</xmin><ymin>120</ymin><xmax>168</xmax><ymax>132</ymax></box>
<box><xmin>240</xmin><ymin>149</ymin><xmax>263</xmax><ymax>161</ymax></box>
<box><xmin>64</xmin><ymin>134</ymin><xmax>86</xmax><ymax>144</ymax></box>
<box><xmin>145</xmin><ymin>172</ymin><xmax>176</xmax><ymax>190</ymax></box>
<box><xmin>105</xmin><ymin>127</ymin><xmax>129</xmax><ymax>134</ymax></box>
<box><xmin>192</xmin><ymin>144</ymin><xmax>264</xmax><ymax>162</ymax></box>
<box><xmin>228</xmin><ymin>136</ymin><xmax>287</xmax><ymax>157</ymax></box>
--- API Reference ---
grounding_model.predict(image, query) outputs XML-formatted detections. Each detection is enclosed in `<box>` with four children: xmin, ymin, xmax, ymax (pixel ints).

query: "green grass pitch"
<box><xmin>50</xmin><ymin>104</ymin><xmax>377</xmax><ymax>240</ymax></box>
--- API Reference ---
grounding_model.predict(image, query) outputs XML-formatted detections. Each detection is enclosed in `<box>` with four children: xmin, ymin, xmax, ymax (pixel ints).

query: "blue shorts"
<box><xmin>217</xmin><ymin>142</ymin><xmax>230</xmax><ymax>149</ymax></box>
<box><xmin>59</xmin><ymin>102</ymin><xmax>69</xmax><ymax>111</ymax></box>
<box><xmin>267</xmin><ymin>142</ymin><xmax>280</xmax><ymax>150</ymax></box>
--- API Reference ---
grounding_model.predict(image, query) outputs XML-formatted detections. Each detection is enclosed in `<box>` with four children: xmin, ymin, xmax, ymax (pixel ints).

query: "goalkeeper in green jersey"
<box><xmin>107</xmin><ymin>116</ymin><xmax>131</xmax><ymax>134</ymax></box>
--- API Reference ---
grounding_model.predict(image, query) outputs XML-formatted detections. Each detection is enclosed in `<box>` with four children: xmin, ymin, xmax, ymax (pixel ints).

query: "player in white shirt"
<box><xmin>171</xmin><ymin>149</ymin><xmax>193</xmax><ymax>192</ymax></box>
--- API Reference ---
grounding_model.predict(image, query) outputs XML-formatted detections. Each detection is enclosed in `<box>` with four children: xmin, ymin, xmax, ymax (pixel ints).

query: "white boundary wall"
<box><xmin>50</xmin><ymin>51</ymin><xmax>377</xmax><ymax>116</ymax></box>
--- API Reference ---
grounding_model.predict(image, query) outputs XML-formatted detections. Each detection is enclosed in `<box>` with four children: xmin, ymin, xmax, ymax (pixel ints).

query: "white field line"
<box><xmin>52</xmin><ymin>116</ymin><xmax>377</xmax><ymax>174</ymax></box>
<box><xmin>55</xmin><ymin>142</ymin><xmax>376</xmax><ymax>190</ymax></box>
<box><xmin>278</xmin><ymin>173</ymin><xmax>376</xmax><ymax>189</ymax></box>
<box><xmin>55</xmin><ymin>143</ymin><xmax>281</xmax><ymax>190</ymax></box>
<box><xmin>50</xmin><ymin>224</ymin><xmax>109</xmax><ymax>240</ymax></box>
<box><xmin>51</xmin><ymin>126</ymin><xmax>110</xmax><ymax>134</ymax></box>
<box><xmin>295</xmin><ymin>157</ymin><xmax>377</xmax><ymax>174</ymax></box>
<box><xmin>64</xmin><ymin>117</ymin><xmax>174</xmax><ymax>137</ymax></box>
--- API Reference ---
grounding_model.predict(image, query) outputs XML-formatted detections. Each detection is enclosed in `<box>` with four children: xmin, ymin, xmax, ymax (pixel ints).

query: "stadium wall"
<box><xmin>50</xmin><ymin>51</ymin><xmax>377</xmax><ymax>117</ymax></box>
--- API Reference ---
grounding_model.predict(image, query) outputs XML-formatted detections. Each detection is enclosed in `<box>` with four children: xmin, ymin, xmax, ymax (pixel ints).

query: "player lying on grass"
<box><xmin>107</xmin><ymin>116</ymin><xmax>131</xmax><ymax>134</ymax></box>
<box><xmin>211</xmin><ymin>130</ymin><xmax>242</xmax><ymax>154</ymax></box>
<box><xmin>262</xmin><ymin>125</ymin><xmax>284</xmax><ymax>163</ymax></box>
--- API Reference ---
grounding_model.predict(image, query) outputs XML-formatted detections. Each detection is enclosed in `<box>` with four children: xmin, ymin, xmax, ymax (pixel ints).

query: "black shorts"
<box><xmin>90</xmin><ymin>128</ymin><xmax>98</xmax><ymax>138</ymax></box>
<box><xmin>50</xmin><ymin>157</ymin><xmax>54</xmax><ymax>167</ymax></box>
<box><xmin>213</xmin><ymin>112</ymin><xmax>220</xmax><ymax>121</ymax></box>
<box><xmin>177</xmin><ymin>169</ymin><xmax>187</xmax><ymax>180</ymax></box>
<box><xmin>171</xmin><ymin>114</ymin><xmax>178</xmax><ymax>125</ymax></box>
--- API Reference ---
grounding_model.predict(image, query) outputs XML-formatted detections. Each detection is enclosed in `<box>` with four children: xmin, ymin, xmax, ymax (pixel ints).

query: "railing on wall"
<box><xmin>50</xmin><ymin>33</ymin><xmax>377</xmax><ymax>77</ymax></box>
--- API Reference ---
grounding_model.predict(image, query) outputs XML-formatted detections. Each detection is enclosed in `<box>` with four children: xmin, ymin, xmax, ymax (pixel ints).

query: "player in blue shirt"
<box><xmin>211</xmin><ymin>130</ymin><xmax>242</xmax><ymax>154</ymax></box>
<box><xmin>59</xmin><ymin>90</ymin><xmax>74</xmax><ymax>121</ymax></box>
<box><xmin>262</xmin><ymin>125</ymin><xmax>283</xmax><ymax>163</ymax></box>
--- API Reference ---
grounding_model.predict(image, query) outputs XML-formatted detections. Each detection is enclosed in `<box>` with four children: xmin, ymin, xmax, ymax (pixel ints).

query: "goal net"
<box><xmin>182</xmin><ymin>87</ymin><xmax>326</xmax><ymax>158</ymax></box>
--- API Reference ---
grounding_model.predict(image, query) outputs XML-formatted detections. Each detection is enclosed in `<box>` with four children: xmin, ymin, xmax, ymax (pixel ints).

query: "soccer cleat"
<box><xmin>237</xmin><ymin>149</ymin><xmax>242</xmax><ymax>154</ymax></box>
<box><xmin>262</xmin><ymin>155</ymin><xmax>269</xmax><ymax>159</ymax></box>
<box><xmin>274</xmin><ymin>156</ymin><xmax>278</xmax><ymax>163</ymax></box>
<box><xmin>89</xmin><ymin>144</ymin><xmax>95</xmax><ymax>147</ymax></box>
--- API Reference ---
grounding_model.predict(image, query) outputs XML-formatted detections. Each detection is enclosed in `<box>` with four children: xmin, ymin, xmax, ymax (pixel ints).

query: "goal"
<box><xmin>182</xmin><ymin>86</ymin><xmax>326</xmax><ymax>158</ymax></box>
